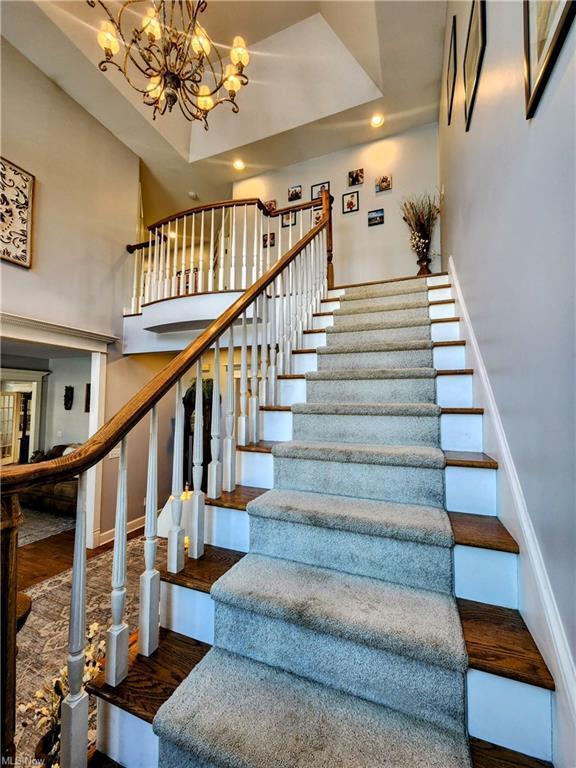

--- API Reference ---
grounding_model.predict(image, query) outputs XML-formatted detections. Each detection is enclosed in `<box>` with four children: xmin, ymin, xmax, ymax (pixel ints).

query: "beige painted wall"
<box><xmin>439</xmin><ymin>3</ymin><xmax>575</xmax><ymax>765</ymax></box>
<box><xmin>0</xmin><ymin>40</ymin><xmax>139</xmax><ymax>335</ymax></box>
<box><xmin>233</xmin><ymin>122</ymin><xmax>440</xmax><ymax>286</ymax></box>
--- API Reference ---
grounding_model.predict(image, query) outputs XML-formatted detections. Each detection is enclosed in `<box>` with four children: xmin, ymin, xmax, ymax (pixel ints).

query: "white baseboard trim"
<box><xmin>97</xmin><ymin>514</ymin><xmax>146</xmax><ymax>546</ymax></box>
<box><xmin>448</xmin><ymin>256</ymin><xmax>576</xmax><ymax>766</ymax></box>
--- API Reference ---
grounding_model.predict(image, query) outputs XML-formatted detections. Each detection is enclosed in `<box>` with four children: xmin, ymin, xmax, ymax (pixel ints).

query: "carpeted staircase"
<box><xmin>153</xmin><ymin>277</ymin><xmax>473</xmax><ymax>767</ymax></box>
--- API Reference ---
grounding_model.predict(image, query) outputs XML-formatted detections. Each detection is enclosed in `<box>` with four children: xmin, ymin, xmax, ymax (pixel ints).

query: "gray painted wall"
<box><xmin>439</xmin><ymin>2</ymin><xmax>575</xmax><ymax>764</ymax></box>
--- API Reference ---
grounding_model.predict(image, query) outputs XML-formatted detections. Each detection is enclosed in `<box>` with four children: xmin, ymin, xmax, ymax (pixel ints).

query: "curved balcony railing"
<box><xmin>125</xmin><ymin>195</ymin><xmax>334</xmax><ymax>315</ymax></box>
<box><xmin>0</xmin><ymin>189</ymin><xmax>333</xmax><ymax>766</ymax></box>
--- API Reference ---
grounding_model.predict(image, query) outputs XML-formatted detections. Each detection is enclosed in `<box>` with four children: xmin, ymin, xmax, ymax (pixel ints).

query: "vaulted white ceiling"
<box><xmin>1</xmin><ymin>0</ymin><xmax>446</xmax><ymax>223</ymax></box>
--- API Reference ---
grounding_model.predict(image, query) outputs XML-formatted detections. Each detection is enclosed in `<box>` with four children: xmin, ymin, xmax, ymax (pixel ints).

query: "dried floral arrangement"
<box><xmin>400</xmin><ymin>194</ymin><xmax>440</xmax><ymax>275</ymax></box>
<box><xmin>19</xmin><ymin>623</ymin><xmax>105</xmax><ymax>767</ymax></box>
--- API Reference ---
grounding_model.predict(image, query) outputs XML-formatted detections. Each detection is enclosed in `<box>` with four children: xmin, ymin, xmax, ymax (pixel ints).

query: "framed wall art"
<box><xmin>311</xmin><ymin>181</ymin><xmax>330</xmax><ymax>200</ymax></box>
<box><xmin>281</xmin><ymin>211</ymin><xmax>297</xmax><ymax>228</ymax></box>
<box><xmin>447</xmin><ymin>15</ymin><xmax>457</xmax><ymax>125</ymax></box>
<box><xmin>288</xmin><ymin>185</ymin><xmax>302</xmax><ymax>202</ymax></box>
<box><xmin>264</xmin><ymin>199</ymin><xmax>277</xmax><ymax>213</ymax></box>
<box><xmin>0</xmin><ymin>157</ymin><xmax>35</xmax><ymax>269</ymax></box>
<box><xmin>263</xmin><ymin>232</ymin><xmax>276</xmax><ymax>249</ymax></box>
<box><xmin>524</xmin><ymin>0</ymin><xmax>576</xmax><ymax>118</ymax></box>
<box><xmin>368</xmin><ymin>209</ymin><xmax>385</xmax><ymax>227</ymax></box>
<box><xmin>375</xmin><ymin>175</ymin><xmax>392</xmax><ymax>193</ymax></box>
<box><xmin>463</xmin><ymin>0</ymin><xmax>486</xmax><ymax>131</ymax></box>
<box><xmin>347</xmin><ymin>168</ymin><xmax>364</xmax><ymax>187</ymax></box>
<box><xmin>342</xmin><ymin>191</ymin><xmax>359</xmax><ymax>214</ymax></box>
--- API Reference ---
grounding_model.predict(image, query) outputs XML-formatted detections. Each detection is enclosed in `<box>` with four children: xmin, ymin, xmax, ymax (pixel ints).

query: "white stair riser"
<box><xmin>436</xmin><ymin>375</ymin><xmax>474</xmax><ymax>408</ymax></box>
<box><xmin>320</xmin><ymin>300</ymin><xmax>340</xmax><ymax>311</ymax></box>
<box><xmin>292</xmin><ymin>346</ymin><xmax>466</xmax><ymax>375</ymax></box>
<box><xmin>237</xmin><ymin>452</ymin><xmax>497</xmax><ymax>515</ymax></box>
<box><xmin>432</xmin><ymin>346</ymin><xmax>466</xmax><ymax>369</ymax></box>
<box><xmin>312</xmin><ymin>315</ymin><xmax>334</xmax><ymax>330</ymax></box>
<box><xmin>467</xmin><ymin>669</ymin><xmax>552</xmax><ymax>761</ymax></box>
<box><xmin>236</xmin><ymin>450</ymin><xmax>274</xmax><ymax>488</ymax></box>
<box><xmin>292</xmin><ymin>353</ymin><xmax>318</xmax><ymax>374</ymax></box>
<box><xmin>431</xmin><ymin>321</ymin><xmax>460</xmax><ymax>342</ymax></box>
<box><xmin>278</xmin><ymin>378</ymin><xmax>307</xmax><ymax>406</ymax></box>
<box><xmin>261</xmin><ymin>410</ymin><xmax>483</xmax><ymax>452</ymax></box>
<box><xmin>427</xmin><ymin>275</ymin><xmax>449</xmax><ymax>286</ymax></box>
<box><xmin>445</xmin><ymin>466</ymin><xmax>497</xmax><ymax>516</ymax></box>
<box><xmin>428</xmin><ymin>287</ymin><xmax>453</xmax><ymax>301</ymax></box>
<box><xmin>205</xmin><ymin>504</ymin><xmax>250</xmax><ymax>552</ymax></box>
<box><xmin>96</xmin><ymin>702</ymin><xmax>158</xmax><ymax>768</ymax></box>
<box><xmin>302</xmin><ymin>332</ymin><xmax>327</xmax><ymax>348</ymax></box>
<box><xmin>160</xmin><ymin>581</ymin><xmax>214</xmax><ymax>643</ymax></box>
<box><xmin>429</xmin><ymin>301</ymin><xmax>456</xmax><ymax>319</ymax></box>
<box><xmin>327</xmin><ymin>288</ymin><xmax>346</xmax><ymax>299</ymax></box>
<box><xmin>454</xmin><ymin>546</ymin><xmax>518</xmax><ymax>608</ymax></box>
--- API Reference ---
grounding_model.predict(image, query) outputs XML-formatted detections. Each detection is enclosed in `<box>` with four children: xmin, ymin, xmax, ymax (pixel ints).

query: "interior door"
<box><xmin>0</xmin><ymin>392</ymin><xmax>21</xmax><ymax>466</ymax></box>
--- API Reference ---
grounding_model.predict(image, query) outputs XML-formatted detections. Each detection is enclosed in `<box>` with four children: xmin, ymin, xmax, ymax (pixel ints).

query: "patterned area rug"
<box><xmin>16</xmin><ymin>535</ymin><xmax>167</xmax><ymax>760</ymax></box>
<box><xmin>19</xmin><ymin>509</ymin><xmax>75</xmax><ymax>547</ymax></box>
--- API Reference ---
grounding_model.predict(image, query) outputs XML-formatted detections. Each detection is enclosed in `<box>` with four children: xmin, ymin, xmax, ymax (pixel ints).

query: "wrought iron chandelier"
<box><xmin>87</xmin><ymin>0</ymin><xmax>250</xmax><ymax>128</ymax></box>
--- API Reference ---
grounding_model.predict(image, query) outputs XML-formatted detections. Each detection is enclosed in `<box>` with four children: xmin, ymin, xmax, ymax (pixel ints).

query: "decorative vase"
<box><xmin>416</xmin><ymin>253</ymin><xmax>432</xmax><ymax>276</ymax></box>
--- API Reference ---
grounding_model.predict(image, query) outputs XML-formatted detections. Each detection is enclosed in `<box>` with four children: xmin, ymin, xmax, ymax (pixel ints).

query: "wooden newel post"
<box><xmin>0</xmin><ymin>493</ymin><xmax>22</xmax><ymax>764</ymax></box>
<box><xmin>322</xmin><ymin>190</ymin><xmax>334</xmax><ymax>289</ymax></box>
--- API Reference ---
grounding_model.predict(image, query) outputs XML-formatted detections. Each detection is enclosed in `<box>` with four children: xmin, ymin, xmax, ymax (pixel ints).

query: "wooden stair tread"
<box><xmin>436</xmin><ymin>369</ymin><xmax>474</xmax><ymax>376</ymax></box>
<box><xmin>303</xmin><ymin>328</ymin><xmax>326</xmax><ymax>334</ymax></box>
<box><xmin>458</xmin><ymin>599</ymin><xmax>555</xmax><ymax>690</ymax></box>
<box><xmin>237</xmin><ymin>441</ymin><xmax>278</xmax><ymax>453</ymax></box>
<box><xmin>159</xmin><ymin>544</ymin><xmax>244</xmax><ymax>593</ymax></box>
<box><xmin>86</xmin><ymin>628</ymin><xmax>209</xmax><ymax>724</ymax></box>
<box><xmin>277</xmin><ymin>374</ymin><xmax>305</xmax><ymax>380</ymax></box>
<box><xmin>260</xmin><ymin>405</ymin><xmax>292</xmax><ymax>412</ymax></box>
<box><xmin>429</xmin><ymin>298</ymin><xmax>455</xmax><ymax>306</ymax></box>
<box><xmin>433</xmin><ymin>340</ymin><xmax>465</xmax><ymax>347</ymax></box>
<box><xmin>16</xmin><ymin>591</ymin><xmax>32</xmax><ymax>633</ymax></box>
<box><xmin>445</xmin><ymin>450</ymin><xmax>498</xmax><ymax>469</ymax></box>
<box><xmin>88</xmin><ymin>749</ymin><xmax>122</xmax><ymax>767</ymax></box>
<box><xmin>292</xmin><ymin>348</ymin><xmax>317</xmax><ymax>354</ymax></box>
<box><xmin>470</xmin><ymin>738</ymin><xmax>552</xmax><ymax>767</ymax></box>
<box><xmin>206</xmin><ymin>485</ymin><xmax>266</xmax><ymax>511</ymax></box>
<box><xmin>431</xmin><ymin>316</ymin><xmax>460</xmax><ymax>324</ymax></box>
<box><xmin>442</xmin><ymin>407</ymin><xmax>484</xmax><ymax>415</ymax></box>
<box><xmin>334</xmin><ymin>272</ymin><xmax>448</xmax><ymax>290</ymax></box>
<box><xmin>312</xmin><ymin>311</ymin><xmax>334</xmax><ymax>317</ymax></box>
<box><xmin>448</xmin><ymin>512</ymin><xmax>519</xmax><ymax>553</ymax></box>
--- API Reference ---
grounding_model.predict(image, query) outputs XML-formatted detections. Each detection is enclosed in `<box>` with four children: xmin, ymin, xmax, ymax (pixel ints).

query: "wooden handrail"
<box><xmin>1</xmin><ymin>191</ymin><xmax>331</xmax><ymax>494</ymax></box>
<box><xmin>146</xmin><ymin>196</ymin><xmax>323</xmax><ymax>233</ymax></box>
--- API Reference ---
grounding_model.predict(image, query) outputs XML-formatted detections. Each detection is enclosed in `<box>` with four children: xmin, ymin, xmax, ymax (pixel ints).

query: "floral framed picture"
<box><xmin>288</xmin><ymin>185</ymin><xmax>302</xmax><ymax>202</ymax></box>
<box><xmin>375</xmin><ymin>175</ymin><xmax>392</xmax><ymax>193</ymax></box>
<box><xmin>446</xmin><ymin>15</ymin><xmax>457</xmax><ymax>125</ymax></box>
<box><xmin>264</xmin><ymin>199</ymin><xmax>277</xmax><ymax>213</ymax></box>
<box><xmin>342</xmin><ymin>191</ymin><xmax>359</xmax><ymax>214</ymax></box>
<box><xmin>347</xmin><ymin>168</ymin><xmax>364</xmax><ymax>187</ymax></box>
<box><xmin>0</xmin><ymin>157</ymin><xmax>35</xmax><ymax>269</ymax></box>
<box><xmin>463</xmin><ymin>0</ymin><xmax>486</xmax><ymax>131</ymax></box>
<box><xmin>524</xmin><ymin>0</ymin><xmax>576</xmax><ymax>118</ymax></box>
<box><xmin>281</xmin><ymin>211</ymin><xmax>297</xmax><ymax>228</ymax></box>
<box><xmin>311</xmin><ymin>181</ymin><xmax>330</xmax><ymax>199</ymax></box>
<box><xmin>368</xmin><ymin>209</ymin><xmax>385</xmax><ymax>227</ymax></box>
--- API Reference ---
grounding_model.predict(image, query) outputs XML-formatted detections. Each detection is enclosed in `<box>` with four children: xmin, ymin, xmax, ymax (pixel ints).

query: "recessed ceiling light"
<box><xmin>233</xmin><ymin>159</ymin><xmax>245</xmax><ymax>170</ymax></box>
<box><xmin>370</xmin><ymin>114</ymin><xmax>384</xmax><ymax>128</ymax></box>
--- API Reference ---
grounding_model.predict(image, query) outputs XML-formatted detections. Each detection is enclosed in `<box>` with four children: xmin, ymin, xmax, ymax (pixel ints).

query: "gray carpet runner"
<box><xmin>154</xmin><ymin>275</ymin><xmax>472</xmax><ymax>767</ymax></box>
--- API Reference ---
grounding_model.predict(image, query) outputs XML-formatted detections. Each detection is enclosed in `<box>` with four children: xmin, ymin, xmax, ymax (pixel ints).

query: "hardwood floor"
<box><xmin>17</xmin><ymin>527</ymin><xmax>144</xmax><ymax>591</ymax></box>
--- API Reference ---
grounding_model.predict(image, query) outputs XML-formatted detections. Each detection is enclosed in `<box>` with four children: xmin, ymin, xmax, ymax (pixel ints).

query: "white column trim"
<box><xmin>1</xmin><ymin>312</ymin><xmax>117</xmax><ymax>353</ymax></box>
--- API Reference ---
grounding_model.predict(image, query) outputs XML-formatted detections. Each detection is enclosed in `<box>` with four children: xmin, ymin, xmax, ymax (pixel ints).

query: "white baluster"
<box><xmin>249</xmin><ymin>297</ymin><xmax>260</xmax><ymax>443</ymax></box>
<box><xmin>180</xmin><ymin>216</ymin><xmax>187</xmax><ymax>295</ymax></box>
<box><xmin>167</xmin><ymin>379</ymin><xmax>185</xmax><ymax>573</ymax></box>
<box><xmin>266</xmin><ymin>216</ymin><xmax>271</xmax><ymax>270</ymax></box>
<box><xmin>223</xmin><ymin>325</ymin><xmax>236</xmax><ymax>491</ymax></box>
<box><xmin>208</xmin><ymin>208</ymin><xmax>215</xmax><ymax>292</ymax></box>
<box><xmin>230</xmin><ymin>206</ymin><xmax>237</xmax><ymax>290</ymax></box>
<box><xmin>198</xmin><ymin>211</ymin><xmax>205</xmax><ymax>293</ymax></box>
<box><xmin>187</xmin><ymin>360</ymin><xmax>205</xmax><ymax>559</ymax></box>
<box><xmin>259</xmin><ymin>292</ymin><xmax>269</xmax><ymax>406</ymax></box>
<box><xmin>237</xmin><ymin>313</ymin><xmax>249</xmax><ymax>446</ymax></box>
<box><xmin>130</xmin><ymin>248</ymin><xmax>139</xmax><ymax>314</ymax></box>
<box><xmin>150</xmin><ymin>228</ymin><xmax>158</xmax><ymax>302</ymax></box>
<box><xmin>241</xmin><ymin>204</ymin><xmax>248</xmax><ymax>289</ymax></box>
<box><xmin>284</xmin><ymin>264</ymin><xmax>292</xmax><ymax>372</ymax></box>
<box><xmin>218</xmin><ymin>207</ymin><xmax>225</xmax><ymax>291</ymax></box>
<box><xmin>143</xmin><ymin>233</ymin><xmax>151</xmax><ymax>305</ymax></box>
<box><xmin>208</xmin><ymin>339</ymin><xmax>222</xmax><ymax>498</ymax></box>
<box><xmin>172</xmin><ymin>219</ymin><xmax>180</xmax><ymax>297</ymax></box>
<box><xmin>157</xmin><ymin>225</ymin><xmax>165</xmax><ymax>300</ymax></box>
<box><xmin>188</xmin><ymin>213</ymin><xmax>196</xmax><ymax>294</ymax></box>
<box><xmin>269</xmin><ymin>277</ymin><xmax>277</xmax><ymax>406</ymax></box>
<box><xmin>60</xmin><ymin>472</ymin><xmax>89</xmax><ymax>768</ymax></box>
<box><xmin>278</xmin><ymin>221</ymin><xmax>282</xmax><ymax>261</ymax></box>
<box><xmin>258</xmin><ymin>211</ymin><xmax>264</xmax><ymax>278</ymax></box>
<box><xmin>252</xmin><ymin>205</ymin><xmax>258</xmax><ymax>284</ymax></box>
<box><xmin>276</xmin><ymin>271</ymin><xmax>285</xmax><ymax>376</ymax></box>
<box><xmin>139</xmin><ymin>406</ymin><xmax>160</xmax><ymax>656</ymax></box>
<box><xmin>165</xmin><ymin>222</ymin><xmax>173</xmax><ymax>299</ymax></box>
<box><xmin>106</xmin><ymin>438</ymin><xmax>129</xmax><ymax>686</ymax></box>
